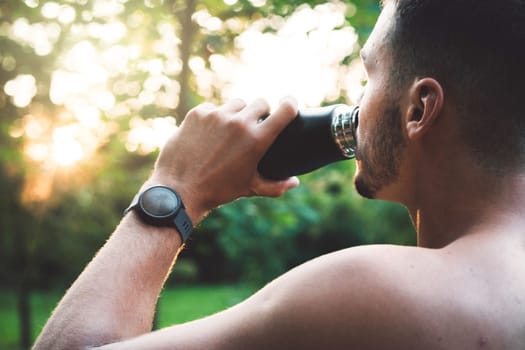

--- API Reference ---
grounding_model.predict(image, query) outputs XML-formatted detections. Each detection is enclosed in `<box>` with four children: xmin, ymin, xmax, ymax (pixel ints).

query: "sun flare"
<box><xmin>6</xmin><ymin>0</ymin><xmax>366</xmax><ymax>203</ymax></box>
<box><xmin>51</xmin><ymin>130</ymin><xmax>85</xmax><ymax>167</ymax></box>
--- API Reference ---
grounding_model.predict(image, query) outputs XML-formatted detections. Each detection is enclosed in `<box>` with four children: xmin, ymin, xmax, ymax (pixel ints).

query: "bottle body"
<box><xmin>258</xmin><ymin>104</ymin><xmax>359</xmax><ymax>180</ymax></box>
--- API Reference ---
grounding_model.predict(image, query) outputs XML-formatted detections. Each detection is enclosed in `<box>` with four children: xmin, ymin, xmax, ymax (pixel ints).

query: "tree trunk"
<box><xmin>12</xmin><ymin>216</ymin><xmax>31</xmax><ymax>349</ymax></box>
<box><xmin>14</xmin><ymin>219</ymin><xmax>32</xmax><ymax>349</ymax></box>
<box><xmin>174</xmin><ymin>0</ymin><xmax>198</xmax><ymax>124</ymax></box>
<box><xmin>18</xmin><ymin>282</ymin><xmax>31</xmax><ymax>349</ymax></box>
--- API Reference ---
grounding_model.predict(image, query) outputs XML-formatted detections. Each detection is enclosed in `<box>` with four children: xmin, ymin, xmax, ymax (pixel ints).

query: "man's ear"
<box><xmin>405</xmin><ymin>78</ymin><xmax>444</xmax><ymax>140</ymax></box>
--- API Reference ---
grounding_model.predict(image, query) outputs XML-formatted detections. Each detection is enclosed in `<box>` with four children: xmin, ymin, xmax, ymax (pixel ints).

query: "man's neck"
<box><xmin>407</xmin><ymin>168</ymin><xmax>525</xmax><ymax>249</ymax></box>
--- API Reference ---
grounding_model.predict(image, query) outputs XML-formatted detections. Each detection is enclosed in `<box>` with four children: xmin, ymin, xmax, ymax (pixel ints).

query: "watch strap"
<box><xmin>173</xmin><ymin>208</ymin><xmax>193</xmax><ymax>242</ymax></box>
<box><xmin>123</xmin><ymin>192</ymin><xmax>140</xmax><ymax>217</ymax></box>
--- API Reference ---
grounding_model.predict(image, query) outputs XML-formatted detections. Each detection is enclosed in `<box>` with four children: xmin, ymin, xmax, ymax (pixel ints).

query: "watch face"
<box><xmin>139</xmin><ymin>186</ymin><xmax>180</xmax><ymax>218</ymax></box>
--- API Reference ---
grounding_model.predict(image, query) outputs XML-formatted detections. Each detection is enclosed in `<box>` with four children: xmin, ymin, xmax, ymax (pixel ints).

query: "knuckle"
<box><xmin>226</xmin><ymin>116</ymin><xmax>248</xmax><ymax>132</ymax></box>
<box><xmin>230</xmin><ymin>97</ymin><xmax>247</xmax><ymax>108</ymax></box>
<box><xmin>187</xmin><ymin>103</ymin><xmax>214</xmax><ymax>120</ymax></box>
<box><xmin>208</xmin><ymin>109</ymin><xmax>224</xmax><ymax>120</ymax></box>
<box><xmin>185</xmin><ymin>108</ymin><xmax>200</xmax><ymax>120</ymax></box>
<box><xmin>253</xmin><ymin>98</ymin><xmax>270</xmax><ymax>114</ymax></box>
<box><xmin>205</xmin><ymin>109</ymin><xmax>231</xmax><ymax>126</ymax></box>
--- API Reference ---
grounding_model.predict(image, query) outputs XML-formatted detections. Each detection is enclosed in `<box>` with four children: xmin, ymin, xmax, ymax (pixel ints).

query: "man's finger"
<box><xmin>238</xmin><ymin>98</ymin><xmax>271</xmax><ymax>122</ymax></box>
<box><xmin>256</xmin><ymin>97</ymin><xmax>298</xmax><ymax>144</ymax></box>
<box><xmin>250</xmin><ymin>175</ymin><xmax>300</xmax><ymax>197</ymax></box>
<box><xmin>219</xmin><ymin>98</ymin><xmax>247</xmax><ymax>114</ymax></box>
<box><xmin>186</xmin><ymin>102</ymin><xmax>216</xmax><ymax>119</ymax></box>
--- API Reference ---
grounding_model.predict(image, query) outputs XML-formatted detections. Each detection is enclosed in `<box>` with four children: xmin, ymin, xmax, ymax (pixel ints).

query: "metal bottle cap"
<box><xmin>331</xmin><ymin>105</ymin><xmax>359</xmax><ymax>158</ymax></box>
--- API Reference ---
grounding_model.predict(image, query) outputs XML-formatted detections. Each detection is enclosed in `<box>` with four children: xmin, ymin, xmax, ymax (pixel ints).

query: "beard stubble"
<box><xmin>354</xmin><ymin>104</ymin><xmax>406</xmax><ymax>199</ymax></box>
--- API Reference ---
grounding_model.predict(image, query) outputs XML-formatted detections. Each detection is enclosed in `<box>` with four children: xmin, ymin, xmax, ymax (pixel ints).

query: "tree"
<box><xmin>0</xmin><ymin>1</ymin><xmax>408</xmax><ymax>348</ymax></box>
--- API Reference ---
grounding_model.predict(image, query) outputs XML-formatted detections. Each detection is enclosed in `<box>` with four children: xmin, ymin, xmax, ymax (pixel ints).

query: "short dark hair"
<box><xmin>385</xmin><ymin>0</ymin><xmax>525</xmax><ymax>173</ymax></box>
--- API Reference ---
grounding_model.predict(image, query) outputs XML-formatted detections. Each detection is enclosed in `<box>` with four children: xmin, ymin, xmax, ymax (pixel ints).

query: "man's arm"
<box><xmin>33</xmin><ymin>213</ymin><xmax>183</xmax><ymax>349</ymax></box>
<box><xmin>32</xmin><ymin>98</ymin><xmax>300</xmax><ymax>349</ymax></box>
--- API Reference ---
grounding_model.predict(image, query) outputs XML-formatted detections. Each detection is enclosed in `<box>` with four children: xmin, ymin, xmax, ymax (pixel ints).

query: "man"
<box><xmin>34</xmin><ymin>0</ymin><xmax>525</xmax><ymax>349</ymax></box>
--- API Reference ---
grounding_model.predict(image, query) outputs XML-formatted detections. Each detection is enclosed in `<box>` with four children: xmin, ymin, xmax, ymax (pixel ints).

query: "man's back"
<box><xmin>260</xmin><ymin>232</ymin><xmax>525</xmax><ymax>349</ymax></box>
<box><xmin>324</xmin><ymin>232</ymin><xmax>525</xmax><ymax>349</ymax></box>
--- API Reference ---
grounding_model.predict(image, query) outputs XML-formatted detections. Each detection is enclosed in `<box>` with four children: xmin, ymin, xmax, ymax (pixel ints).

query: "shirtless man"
<box><xmin>34</xmin><ymin>0</ymin><xmax>525</xmax><ymax>349</ymax></box>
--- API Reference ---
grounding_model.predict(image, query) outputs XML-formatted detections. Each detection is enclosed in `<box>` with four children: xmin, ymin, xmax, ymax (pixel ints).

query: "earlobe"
<box><xmin>405</xmin><ymin>78</ymin><xmax>444</xmax><ymax>140</ymax></box>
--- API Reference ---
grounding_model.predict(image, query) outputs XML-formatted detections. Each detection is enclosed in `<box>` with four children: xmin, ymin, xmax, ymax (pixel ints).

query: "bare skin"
<box><xmin>33</xmin><ymin>3</ymin><xmax>525</xmax><ymax>350</ymax></box>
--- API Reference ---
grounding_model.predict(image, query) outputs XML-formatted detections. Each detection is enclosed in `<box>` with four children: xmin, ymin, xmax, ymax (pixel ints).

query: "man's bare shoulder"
<box><xmin>265</xmin><ymin>244</ymin><xmax>442</xmax><ymax>298</ymax></box>
<box><xmin>256</xmin><ymin>244</ymin><xmax>517</xmax><ymax>349</ymax></box>
<box><xmin>244</xmin><ymin>245</ymin><xmax>433</xmax><ymax>348</ymax></box>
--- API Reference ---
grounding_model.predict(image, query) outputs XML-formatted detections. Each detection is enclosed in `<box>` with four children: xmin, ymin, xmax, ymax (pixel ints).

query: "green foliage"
<box><xmin>0</xmin><ymin>0</ymin><xmax>407</xmax><ymax>292</ymax></box>
<box><xmin>203</xmin><ymin>190</ymin><xmax>320</xmax><ymax>284</ymax></box>
<box><xmin>199</xmin><ymin>159</ymin><xmax>414</xmax><ymax>286</ymax></box>
<box><xmin>347</xmin><ymin>0</ymin><xmax>382</xmax><ymax>44</ymax></box>
<box><xmin>0</xmin><ymin>0</ymin><xmax>419</xmax><ymax>346</ymax></box>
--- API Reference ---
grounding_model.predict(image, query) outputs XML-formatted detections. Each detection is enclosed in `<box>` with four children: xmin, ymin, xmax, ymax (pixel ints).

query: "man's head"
<box><xmin>354</xmin><ymin>0</ymin><xmax>525</xmax><ymax>199</ymax></box>
<box><xmin>385</xmin><ymin>0</ymin><xmax>525</xmax><ymax>173</ymax></box>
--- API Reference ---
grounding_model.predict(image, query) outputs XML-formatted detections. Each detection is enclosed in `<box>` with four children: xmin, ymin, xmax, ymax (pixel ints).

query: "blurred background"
<box><xmin>0</xmin><ymin>0</ymin><xmax>415</xmax><ymax>348</ymax></box>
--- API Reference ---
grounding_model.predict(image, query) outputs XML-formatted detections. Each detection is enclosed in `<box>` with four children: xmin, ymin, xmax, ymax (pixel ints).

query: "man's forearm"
<box><xmin>33</xmin><ymin>212</ymin><xmax>184</xmax><ymax>349</ymax></box>
<box><xmin>33</xmin><ymin>98</ymin><xmax>299</xmax><ymax>349</ymax></box>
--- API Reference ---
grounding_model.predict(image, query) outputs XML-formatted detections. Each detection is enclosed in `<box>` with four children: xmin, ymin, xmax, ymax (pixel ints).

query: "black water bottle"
<box><xmin>258</xmin><ymin>104</ymin><xmax>359</xmax><ymax>180</ymax></box>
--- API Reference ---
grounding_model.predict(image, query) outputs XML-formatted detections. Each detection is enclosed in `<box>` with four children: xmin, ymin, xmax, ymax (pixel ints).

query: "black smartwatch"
<box><xmin>123</xmin><ymin>185</ymin><xmax>193</xmax><ymax>242</ymax></box>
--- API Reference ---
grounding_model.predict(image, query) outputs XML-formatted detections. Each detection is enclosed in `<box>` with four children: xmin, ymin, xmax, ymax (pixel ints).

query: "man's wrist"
<box><xmin>141</xmin><ymin>177</ymin><xmax>207</xmax><ymax>226</ymax></box>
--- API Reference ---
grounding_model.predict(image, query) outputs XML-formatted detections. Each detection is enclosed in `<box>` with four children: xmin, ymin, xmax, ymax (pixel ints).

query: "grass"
<box><xmin>0</xmin><ymin>284</ymin><xmax>256</xmax><ymax>350</ymax></box>
<box><xmin>157</xmin><ymin>284</ymin><xmax>256</xmax><ymax>327</ymax></box>
<box><xmin>0</xmin><ymin>289</ymin><xmax>63</xmax><ymax>350</ymax></box>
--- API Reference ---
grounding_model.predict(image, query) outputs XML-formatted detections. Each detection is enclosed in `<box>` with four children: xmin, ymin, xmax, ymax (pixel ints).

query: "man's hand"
<box><xmin>149</xmin><ymin>98</ymin><xmax>300</xmax><ymax>224</ymax></box>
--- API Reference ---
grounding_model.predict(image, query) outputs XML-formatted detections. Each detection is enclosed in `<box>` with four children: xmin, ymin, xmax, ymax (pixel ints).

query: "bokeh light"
<box><xmin>4</xmin><ymin>0</ymin><xmax>366</xmax><ymax>203</ymax></box>
<box><xmin>195</xmin><ymin>2</ymin><xmax>364</xmax><ymax>109</ymax></box>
